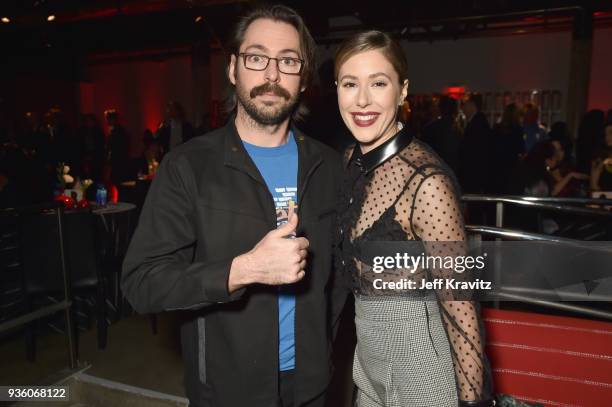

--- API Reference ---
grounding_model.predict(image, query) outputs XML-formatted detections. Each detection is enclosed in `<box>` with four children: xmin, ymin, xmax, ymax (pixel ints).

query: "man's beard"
<box><xmin>235</xmin><ymin>81</ymin><xmax>300</xmax><ymax>126</ymax></box>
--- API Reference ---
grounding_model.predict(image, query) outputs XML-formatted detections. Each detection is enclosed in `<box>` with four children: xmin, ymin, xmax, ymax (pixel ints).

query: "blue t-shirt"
<box><xmin>243</xmin><ymin>132</ymin><xmax>298</xmax><ymax>372</ymax></box>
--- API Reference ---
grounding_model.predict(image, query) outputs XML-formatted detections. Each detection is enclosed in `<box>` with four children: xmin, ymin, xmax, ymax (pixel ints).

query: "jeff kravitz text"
<box><xmin>370</xmin><ymin>252</ymin><xmax>493</xmax><ymax>291</ymax></box>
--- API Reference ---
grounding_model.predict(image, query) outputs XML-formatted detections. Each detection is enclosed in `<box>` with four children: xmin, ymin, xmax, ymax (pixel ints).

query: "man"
<box><xmin>78</xmin><ymin>114</ymin><xmax>106</xmax><ymax>182</ymax></box>
<box><xmin>104</xmin><ymin>109</ymin><xmax>130</xmax><ymax>184</ymax></box>
<box><xmin>156</xmin><ymin>101</ymin><xmax>195</xmax><ymax>155</ymax></box>
<box><xmin>522</xmin><ymin>102</ymin><xmax>548</xmax><ymax>153</ymax></box>
<box><xmin>459</xmin><ymin>93</ymin><xmax>491</xmax><ymax>194</ymax></box>
<box><xmin>38</xmin><ymin>108</ymin><xmax>72</xmax><ymax>172</ymax></box>
<box><xmin>122</xmin><ymin>5</ymin><xmax>345</xmax><ymax>407</ymax></box>
<box><xmin>421</xmin><ymin>95</ymin><xmax>461</xmax><ymax>174</ymax></box>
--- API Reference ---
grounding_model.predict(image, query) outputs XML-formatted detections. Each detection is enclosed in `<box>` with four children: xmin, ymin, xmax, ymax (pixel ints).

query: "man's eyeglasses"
<box><xmin>238</xmin><ymin>53</ymin><xmax>304</xmax><ymax>75</ymax></box>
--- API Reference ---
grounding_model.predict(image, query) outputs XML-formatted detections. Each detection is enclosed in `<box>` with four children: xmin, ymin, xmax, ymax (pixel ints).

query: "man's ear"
<box><xmin>228</xmin><ymin>54</ymin><xmax>237</xmax><ymax>86</ymax></box>
<box><xmin>400</xmin><ymin>79</ymin><xmax>409</xmax><ymax>104</ymax></box>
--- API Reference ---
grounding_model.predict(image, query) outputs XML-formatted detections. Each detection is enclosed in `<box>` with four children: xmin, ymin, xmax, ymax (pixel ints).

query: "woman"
<box><xmin>590</xmin><ymin>121</ymin><xmax>612</xmax><ymax>192</ymax></box>
<box><xmin>335</xmin><ymin>31</ymin><xmax>492</xmax><ymax>407</ymax></box>
<box><xmin>523</xmin><ymin>140</ymin><xmax>588</xmax><ymax>197</ymax></box>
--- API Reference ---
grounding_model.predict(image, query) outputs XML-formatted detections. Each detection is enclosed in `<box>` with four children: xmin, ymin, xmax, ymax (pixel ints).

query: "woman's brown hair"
<box><xmin>334</xmin><ymin>30</ymin><xmax>408</xmax><ymax>84</ymax></box>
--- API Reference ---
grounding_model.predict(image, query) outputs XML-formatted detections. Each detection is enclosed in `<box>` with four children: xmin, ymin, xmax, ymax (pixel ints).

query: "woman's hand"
<box><xmin>590</xmin><ymin>160</ymin><xmax>605</xmax><ymax>191</ymax></box>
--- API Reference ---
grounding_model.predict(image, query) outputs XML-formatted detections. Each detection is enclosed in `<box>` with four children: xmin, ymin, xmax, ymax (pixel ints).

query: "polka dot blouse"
<box><xmin>336</xmin><ymin>126</ymin><xmax>490</xmax><ymax>402</ymax></box>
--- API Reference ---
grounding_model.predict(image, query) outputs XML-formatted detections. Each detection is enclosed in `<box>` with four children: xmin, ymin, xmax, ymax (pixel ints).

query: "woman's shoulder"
<box><xmin>400</xmin><ymin>138</ymin><xmax>448</xmax><ymax>171</ymax></box>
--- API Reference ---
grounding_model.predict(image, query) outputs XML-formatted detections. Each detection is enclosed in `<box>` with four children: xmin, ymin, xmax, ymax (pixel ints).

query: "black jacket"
<box><xmin>122</xmin><ymin>119</ymin><xmax>346</xmax><ymax>407</ymax></box>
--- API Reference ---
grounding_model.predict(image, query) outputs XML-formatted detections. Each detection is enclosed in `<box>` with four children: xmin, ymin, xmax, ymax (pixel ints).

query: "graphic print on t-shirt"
<box><xmin>274</xmin><ymin>187</ymin><xmax>298</xmax><ymax>227</ymax></box>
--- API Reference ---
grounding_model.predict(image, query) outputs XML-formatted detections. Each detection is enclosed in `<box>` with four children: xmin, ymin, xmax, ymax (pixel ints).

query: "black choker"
<box><xmin>349</xmin><ymin>126</ymin><xmax>413</xmax><ymax>174</ymax></box>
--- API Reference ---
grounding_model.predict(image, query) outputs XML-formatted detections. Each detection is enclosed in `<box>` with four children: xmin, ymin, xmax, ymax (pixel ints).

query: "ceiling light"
<box><xmin>1</xmin><ymin>17</ymin><xmax>10</xmax><ymax>24</ymax></box>
<box><xmin>195</xmin><ymin>16</ymin><xmax>203</xmax><ymax>23</ymax></box>
<box><xmin>47</xmin><ymin>15</ymin><xmax>56</xmax><ymax>22</ymax></box>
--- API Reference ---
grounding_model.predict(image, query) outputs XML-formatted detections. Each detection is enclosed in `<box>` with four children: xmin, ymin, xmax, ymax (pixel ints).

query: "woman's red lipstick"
<box><xmin>351</xmin><ymin>112</ymin><xmax>380</xmax><ymax>127</ymax></box>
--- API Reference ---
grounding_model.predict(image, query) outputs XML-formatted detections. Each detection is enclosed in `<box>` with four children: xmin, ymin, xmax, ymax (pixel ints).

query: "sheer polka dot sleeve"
<box><xmin>412</xmin><ymin>172</ymin><xmax>487</xmax><ymax>402</ymax></box>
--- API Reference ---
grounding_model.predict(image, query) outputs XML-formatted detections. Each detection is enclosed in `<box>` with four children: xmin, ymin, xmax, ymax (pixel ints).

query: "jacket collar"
<box><xmin>223</xmin><ymin>116</ymin><xmax>323</xmax><ymax>188</ymax></box>
<box><xmin>348</xmin><ymin>126</ymin><xmax>413</xmax><ymax>175</ymax></box>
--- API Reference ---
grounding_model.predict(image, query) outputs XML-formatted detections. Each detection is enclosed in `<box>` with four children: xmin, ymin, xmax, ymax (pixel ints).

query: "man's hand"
<box><xmin>228</xmin><ymin>214</ymin><xmax>309</xmax><ymax>293</ymax></box>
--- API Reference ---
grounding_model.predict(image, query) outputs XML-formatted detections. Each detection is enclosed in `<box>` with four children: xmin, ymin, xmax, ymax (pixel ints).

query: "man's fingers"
<box><xmin>295</xmin><ymin>237</ymin><xmax>309</xmax><ymax>250</ymax></box>
<box><xmin>288</xmin><ymin>200</ymin><xmax>295</xmax><ymax>220</ymax></box>
<box><xmin>298</xmin><ymin>259</ymin><xmax>306</xmax><ymax>270</ymax></box>
<box><xmin>287</xmin><ymin>212</ymin><xmax>298</xmax><ymax>231</ymax></box>
<box><xmin>273</xmin><ymin>213</ymin><xmax>298</xmax><ymax>237</ymax></box>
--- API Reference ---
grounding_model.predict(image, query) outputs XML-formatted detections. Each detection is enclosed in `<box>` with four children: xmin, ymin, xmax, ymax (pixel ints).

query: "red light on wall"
<box><xmin>445</xmin><ymin>86</ymin><xmax>465</xmax><ymax>94</ymax></box>
<box><xmin>443</xmin><ymin>86</ymin><xmax>466</xmax><ymax>100</ymax></box>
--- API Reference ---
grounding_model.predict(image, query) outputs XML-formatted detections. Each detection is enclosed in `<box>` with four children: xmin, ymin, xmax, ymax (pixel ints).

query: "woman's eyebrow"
<box><xmin>368</xmin><ymin>72</ymin><xmax>391</xmax><ymax>80</ymax></box>
<box><xmin>339</xmin><ymin>73</ymin><xmax>391</xmax><ymax>81</ymax></box>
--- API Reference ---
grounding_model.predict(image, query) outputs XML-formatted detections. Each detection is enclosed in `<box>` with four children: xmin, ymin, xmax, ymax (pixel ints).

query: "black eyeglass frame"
<box><xmin>237</xmin><ymin>52</ymin><xmax>304</xmax><ymax>75</ymax></box>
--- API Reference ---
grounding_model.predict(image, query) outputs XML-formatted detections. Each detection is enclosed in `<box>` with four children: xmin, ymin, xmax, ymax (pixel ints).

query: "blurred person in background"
<box><xmin>78</xmin><ymin>113</ymin><xmax>106</xmax><ymax>182</ymax></box>
<box><xmin>490</xmin><ymin>103</ymin><xmax>525</xmax><ymax>194</ymax></box>
<box><xmin>133</xmin><ymin>129</ymin><xmax>162</xmax><ymax>178</ymax></box>
<box><xmin>522</xmin><ymin>102</ymin><xmax>548</xmax><ymax>153</ymax></box>
<box><xmin>522</xmin><ymin>140</ymin><xmax>588</xmax><ymax>197</ymax></box>
<box><xmin>590</xmin><ymin>119</ymin><xmax>612</xmax><ymax>192</ymax></box>
<box><xmin>413</xmin><ymin>96</ymin><xmax>438</xmax><ymax>137</ymax></box>
<box><xmin>156</xmin><ymin>101</ymin><xmax>195</xmax><ymax>155</ymax></box>
<box><xmin>104</xmin><ymin>109</ymin><xmax>130</xmax><ymax>185</ymax></box>
<box><xmin>39</xmin><ymin>108</ymin><xmax>72</xmax><ymax>172</ymax></box>
<box><xmin>548</xmin><ymin>121</ymin><xmax>586</xmax><ymax>196</ymax></box>
<box><xmin>460</xmin><ymin>92</ymin><xmax>491</xmax><ymax>194</ymax></box>
<box><xmin>575</xmin><ymin>109</ymin><xmax>605</xmax><ymax>173</ymax></box>
<box><xmin>548</xmin><ymin>121</ymin><xmax>573</xmax><ymax>165</ymax></box>
<box><xmin>20</xmin><ymin>111</ymin><xmax>44</xmax><ymax>154</ymax></box>
<box><xmin>421</xmin><ymin>95</ymin><xmax>461</xmax><ymax>174</ymax></box>
<box><xmin>0</xmin><ymin>112</ymin><xmax>49</xmax><ymax>206</ymax></box>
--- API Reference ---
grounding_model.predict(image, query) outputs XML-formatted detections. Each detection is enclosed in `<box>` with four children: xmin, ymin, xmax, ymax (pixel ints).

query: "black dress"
<box><xmin>337</xmin><ymin>126</ymin><xmax>492</xmax><ymax>405</ymax></box>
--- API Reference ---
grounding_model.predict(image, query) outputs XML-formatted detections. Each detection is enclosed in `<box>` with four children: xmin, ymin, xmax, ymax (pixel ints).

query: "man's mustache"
<box><xmin>250</xmin><ymin>83</ymin><xmax>291</xmax><ymax>100</ymax></box>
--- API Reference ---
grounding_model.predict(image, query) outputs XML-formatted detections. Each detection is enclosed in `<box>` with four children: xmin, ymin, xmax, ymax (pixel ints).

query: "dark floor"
<box><xmin>0</xmin><ymin>306</ymin><xmax>356</xmax><ymax>406</ymax></box>
<box><xmin>1</xmin><ymin>313</ymin><xmax>185</xmax><ymax>396</ymax></box>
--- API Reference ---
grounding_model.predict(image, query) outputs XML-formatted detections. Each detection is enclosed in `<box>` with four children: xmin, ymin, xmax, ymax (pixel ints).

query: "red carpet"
<box><xmin>483</xmin><ymin>308</ymin><xmax>612</xmax><ymax>407</ymax></box>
